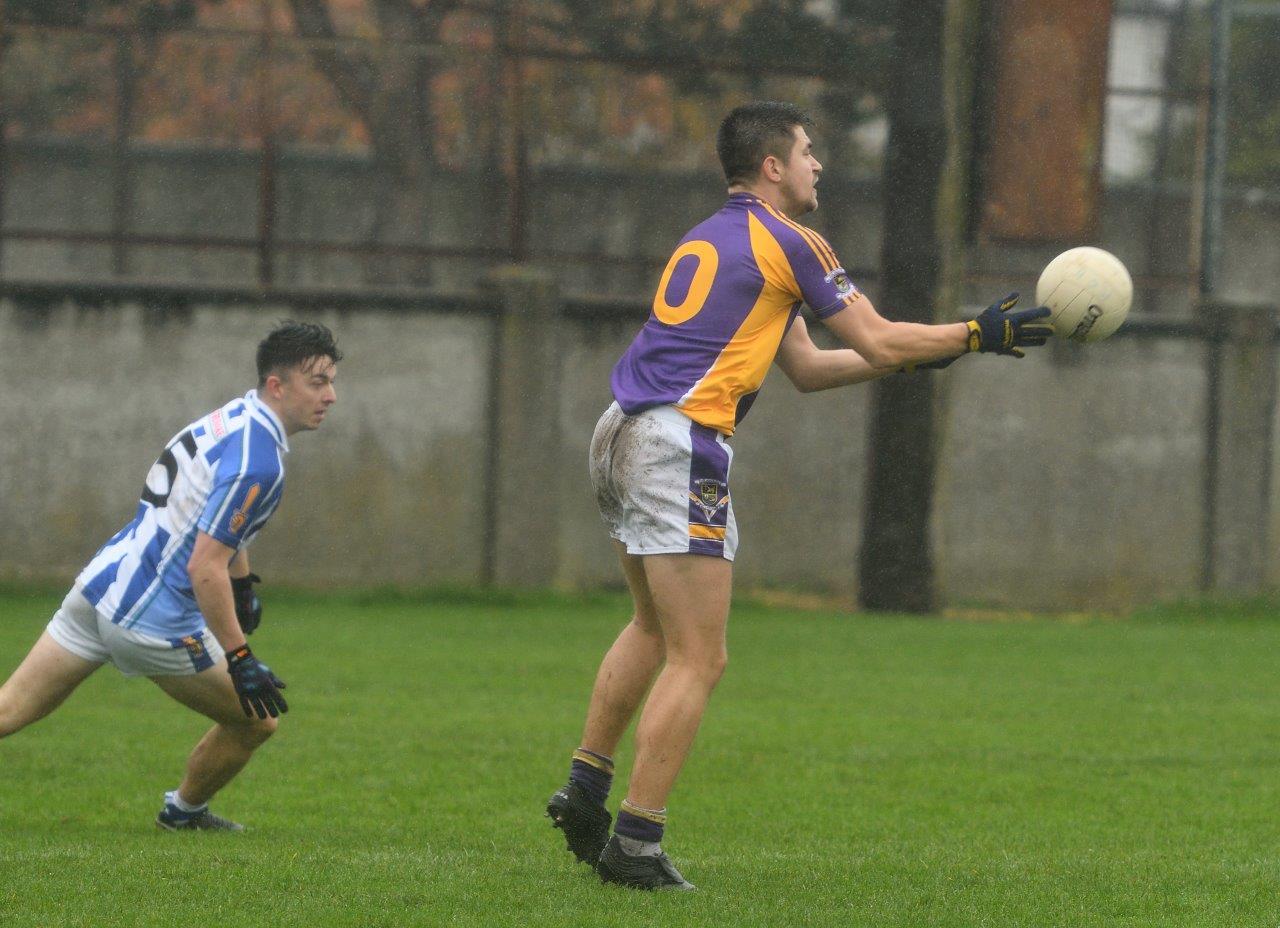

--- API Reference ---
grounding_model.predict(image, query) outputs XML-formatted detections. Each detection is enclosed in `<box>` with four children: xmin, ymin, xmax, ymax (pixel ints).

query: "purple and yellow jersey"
<box><xmin>611</xmin><ymin>192</ymin><xmax>862</xmax><ymax>435</ymax></box>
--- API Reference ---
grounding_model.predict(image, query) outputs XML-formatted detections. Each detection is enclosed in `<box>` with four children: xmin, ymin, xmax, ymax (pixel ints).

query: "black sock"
<box><xmin>615</xmin><ymin>799</ymin><xmax>665</xmax><ymax>844</ymax></box>
<box><xmin>568</xmin><ymin>747</ymin><xmax>614</xmax><ymax>805</ymax></box>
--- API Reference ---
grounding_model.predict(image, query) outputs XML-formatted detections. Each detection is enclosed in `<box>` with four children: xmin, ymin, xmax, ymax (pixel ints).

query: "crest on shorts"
<box><xmin>689</xmin><ymin>480</ymin><xmax>729</xmax><ymax>521</ymax></box>
<box><xmin>824</xmin><ymin>268</ymin><xmax>859</xmax><ymax>299</ymax></box>
<box><xmin>181</xmin><ymin>635</ymin><xmax>205</xmax><ymax>659</ymax></box>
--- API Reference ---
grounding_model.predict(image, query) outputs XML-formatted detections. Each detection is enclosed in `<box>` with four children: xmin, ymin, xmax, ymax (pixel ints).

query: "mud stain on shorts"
<box><xmin>589</xmin><ymin>404</ymin><xmax>673</xmax><ymax>538</ymax></box>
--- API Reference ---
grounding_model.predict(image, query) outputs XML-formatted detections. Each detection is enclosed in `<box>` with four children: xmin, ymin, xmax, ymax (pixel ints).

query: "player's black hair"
<box><xmin>716</xmin><ymin>101</ymin><xmax>814</xmax><ymax>186</ymax></box>
<box><xmin>256</xmin><ymin>321</ymin><xmax>342</xmax><ymax>386</ymax></box>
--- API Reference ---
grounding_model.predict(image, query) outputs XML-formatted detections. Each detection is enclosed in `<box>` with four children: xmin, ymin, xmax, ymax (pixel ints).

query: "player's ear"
<box><xmin>762</xmin><ymin>155</ymin><xmax>782</xmax><ymax>182</ymax></box>
<box><xmin>263</xmin><ymin>372</ymin><xmax>286</xmax><ymax>399</ymax></box>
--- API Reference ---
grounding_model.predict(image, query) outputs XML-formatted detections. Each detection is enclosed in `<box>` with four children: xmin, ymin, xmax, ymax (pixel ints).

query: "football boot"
<box><xmin>597</xmin><ymin>835</ymin><xmax>695</xmax><ymax>891</ymax></box>
<box><xmin>546</xmin><ymin>782</ymin><xmax>611</xmax><ymax>867</ymax></box>
<box><xmin>156</xmin><ymin>801</ymin><xmax>244</xmax><ymax>832</ymax></box>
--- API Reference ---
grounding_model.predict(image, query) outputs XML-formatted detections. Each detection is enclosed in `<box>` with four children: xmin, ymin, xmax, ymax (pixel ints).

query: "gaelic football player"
<box><xmin>547</xmin><ymin>102</ymin><xmax>1052</xmax><ymax>889</ymax></box>
<box><xmin>0</xmin><ymin>322</ymin><xmax>340</xmax><ymax>831</ymax></box>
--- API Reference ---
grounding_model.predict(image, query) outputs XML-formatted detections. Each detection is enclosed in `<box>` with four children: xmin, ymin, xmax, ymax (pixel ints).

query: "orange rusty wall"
<box><xmin>981</xmin><ymin>0</ymin><xmax>1113</xmax><ymax>242</ymax></box>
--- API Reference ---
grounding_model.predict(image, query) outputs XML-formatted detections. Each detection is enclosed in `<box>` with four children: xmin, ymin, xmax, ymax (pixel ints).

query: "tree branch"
<box><xmin>286</xmin><ymin>0</ymin><xmax>378</xmax><ymax>131</ymax></box>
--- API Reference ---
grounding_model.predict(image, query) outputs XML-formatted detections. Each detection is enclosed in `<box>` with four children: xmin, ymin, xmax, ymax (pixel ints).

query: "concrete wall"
<box><xmin>0</xmin><ymin>302</ymin><xmax>490</xmax><ymax>588</ymax></box>
<box><xmin>0</xmin><ymin>295</ymin><xmax>1246</xmax><ymax>610</ymax></box>
<box><xmin>938</xmin><ymin>337</ymin><xmax>1208</xmax><ymax>608</ymax></box>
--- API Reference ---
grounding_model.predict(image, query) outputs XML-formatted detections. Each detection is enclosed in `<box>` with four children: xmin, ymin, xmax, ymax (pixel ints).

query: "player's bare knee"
<box><xmin>630</xmin><ymin>612</ymin><xmax>663</xmax><ymax>638</ymax></box>
<box><xmin>0</xmin><ymin>689</ymin><xmax>29</xmax><ymax>739</ymax></box>
<box><xmin>227</xmin><ymin>713</ymin><xmax>277</xmax><ymax>748</ymax></box>
<box><xmin>250</xmin><ymin>714</ymin><xmax>279</xmax><ymax>744</ymax></box>
<box><xmin>669</xmin><ymin>648</ymin><xmax>727</xmax><ymax>686</ymax></box>
<box><xmin>706</xmin><ymin>650</ymin><xmax>728</xmax><ymax>685</ymax></box>
<box><xmin>692</xmin><ymin>647</ymin><xmax>728</xmax><ymax>686</ymax></box>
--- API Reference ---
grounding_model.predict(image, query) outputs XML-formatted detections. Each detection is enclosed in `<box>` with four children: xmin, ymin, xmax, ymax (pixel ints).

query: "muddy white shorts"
<box><xmin>46</xmin><ymin>587</ymin><xmax>224</xmax><ymax>677</ymax></box>
<box><xmin>589</xmin><ymin>402</ymin><xmax>738</xmax><ymax>560</ymax></box>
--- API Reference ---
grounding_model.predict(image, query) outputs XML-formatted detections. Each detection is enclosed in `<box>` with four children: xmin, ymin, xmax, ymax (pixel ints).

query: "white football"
<box><xmin>1035</xmin><ymin>246</ymin><xmax>1133</xmax><ymax>342</ymax></box>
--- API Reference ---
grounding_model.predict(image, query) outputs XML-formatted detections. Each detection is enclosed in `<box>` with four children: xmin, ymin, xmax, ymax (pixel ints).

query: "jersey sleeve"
<box><xmin>197</xmin><ymin>429</ymin><xmax>281</xmax><ymax>548</ymax></box>
<box><xmin>778</xmin><ymin>227</ymin><xmax>864</xmax><ymax>319</ymax></box>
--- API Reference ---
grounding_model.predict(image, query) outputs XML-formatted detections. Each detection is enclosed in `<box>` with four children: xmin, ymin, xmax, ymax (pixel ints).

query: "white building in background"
<box><xmin>1105</xmin><ymin>1</ymin><xmax>1197</xmax><ymax>182</ymax></box>
<box><xmin>837</xmin><ymin>1</ymin><xmax>1196</xmax><ymax>184</ymax></box>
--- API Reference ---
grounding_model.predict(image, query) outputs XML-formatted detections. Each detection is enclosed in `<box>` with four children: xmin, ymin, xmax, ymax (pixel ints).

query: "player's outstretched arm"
<box><xmin>820</xmin><ymin>293</ymin><xmax>968</xmax><ymax>369</ymax></box>
<box><xmin>775</xmin><ymin>315</ymin><xmax>894</xmax><ymax>392</ymax></box>
<box><xmin>819</xmin><ymin>291</ymin><xmax>1052</xmax><ymax>369</ymax></box>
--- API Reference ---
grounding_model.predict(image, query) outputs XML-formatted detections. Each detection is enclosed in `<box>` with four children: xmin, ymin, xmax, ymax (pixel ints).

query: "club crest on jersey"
<box><xmin>228</xmin><ymin>483</ymin><xmax>261</xmax><ymax>534</ymax></box>
<box><xmin>824</xmin><ymin>268</ymin><xmax>859</xmax><ymax>299</ymax></box>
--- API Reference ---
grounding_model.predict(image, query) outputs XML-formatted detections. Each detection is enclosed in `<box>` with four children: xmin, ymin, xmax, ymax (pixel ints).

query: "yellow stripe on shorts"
<box><xmin>688</xmin><ymin>524</ymin><xmax>727</xmax><ymax>541</ymax></box>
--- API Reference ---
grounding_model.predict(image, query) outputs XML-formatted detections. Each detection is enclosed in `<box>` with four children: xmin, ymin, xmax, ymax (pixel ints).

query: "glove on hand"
<box><xmin>226</xmin><ymin>645</ymin><xmax>288</xmax><ymax>719</ymax></box>
<box><xmin>231</xmin><ymin>573</ymin><xmax>262</xmax><ymax>635</ymax></box>
<box><xmin>967</xmin><ymin>292</ymin><xmax>1054</xmax><ymax>358</ymax></box>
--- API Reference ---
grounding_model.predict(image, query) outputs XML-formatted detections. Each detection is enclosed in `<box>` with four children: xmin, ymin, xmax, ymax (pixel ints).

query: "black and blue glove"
<box><xmin>966</xmin><ymin>292</ymin><xmax>1053</xmax><ymax>358</ymax></box>
<box><xmin>231</xmin><ymin>573</ymin><xmax>262</xmax><ymax>635</ymax></box>
<box><xmin>226</xmin><ymin>645</ymin><xmax>288</xmax><ymax>719</ymax></box>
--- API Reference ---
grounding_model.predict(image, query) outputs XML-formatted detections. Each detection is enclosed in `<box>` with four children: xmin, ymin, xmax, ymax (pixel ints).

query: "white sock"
<box><xmin>616</xmin><ymin>835</ymin><xmax>662</xmax><ymax>857</ymax></box>
<box><xmin>166</xmin><ymin>789</ymin><xmax>206</xmax><ymax>814</ymax></box>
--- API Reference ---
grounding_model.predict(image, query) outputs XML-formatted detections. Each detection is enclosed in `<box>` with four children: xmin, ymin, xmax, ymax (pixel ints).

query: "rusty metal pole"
<box><xmin>484</xmin><ymin>1</ymin><xmax>507</xmax><ymax>254</ymax></box>
<box><xmin>256</xmin><ymin>0</ymin><xmax>277</xmax><ymax>287</ymax></box>
<box><xmin>1198</xmin><ymin>0</ymin><xmax>1233</xmax><ymax>590</ymax></box>
<box><xmin>0</xmin><ymin>0</ymin><xmax>8</xmax><ymax>282</ymax></box>
<box><xmin>111</xmin><ymin>31</ymin><xmax>135</xmax><ymax>277</ymax></box>
<box><xmin>506</xmin><ymin>0</ymin><xmax>528</xmax><ymax>262</ymax></box>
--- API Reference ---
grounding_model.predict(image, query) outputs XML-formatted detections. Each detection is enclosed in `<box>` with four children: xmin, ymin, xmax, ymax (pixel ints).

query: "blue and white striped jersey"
<box><xmin>76</xmin><ymin>390</ymin><xmax>289</xmax><ymax>638</ymax></box>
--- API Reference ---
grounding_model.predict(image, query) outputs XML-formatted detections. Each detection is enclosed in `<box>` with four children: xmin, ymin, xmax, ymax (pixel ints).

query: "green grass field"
<box><xmin>0</xmin><ymin>587</ymin><xmax>1277</xmax><ymax>927</ymax></box>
